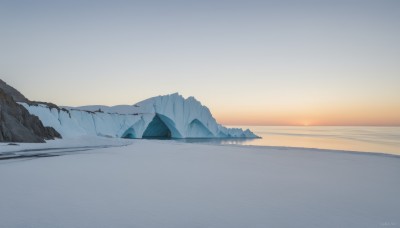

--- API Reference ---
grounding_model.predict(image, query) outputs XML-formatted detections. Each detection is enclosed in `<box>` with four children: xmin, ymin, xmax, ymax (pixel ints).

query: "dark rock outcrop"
<box><xmin>0</xmin><ymin>79</ymin><xmax>29</xmax><ymax>103</ymax></box>
<box><xmin>0</xmin><ymin>79</ymin><xmax>61</xmax><ymax>143</ymax></box>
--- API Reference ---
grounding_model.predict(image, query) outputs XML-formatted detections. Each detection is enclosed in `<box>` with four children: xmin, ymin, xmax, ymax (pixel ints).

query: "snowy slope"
<box><xmin>20</xmin><ymin>93</ymin><xmax>258</xmax><ymax>139</ymax></box>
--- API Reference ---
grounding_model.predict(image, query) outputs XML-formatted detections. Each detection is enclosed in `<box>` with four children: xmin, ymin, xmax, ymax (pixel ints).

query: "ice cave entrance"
<box><xmin>142</xmin><ymin>114</ymin><xmax>172</xmax><ymax>139</ymax></box>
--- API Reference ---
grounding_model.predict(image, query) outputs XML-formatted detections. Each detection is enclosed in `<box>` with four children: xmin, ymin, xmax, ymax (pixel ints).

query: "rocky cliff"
<box><xmin>0</xmin><ymin>79</ymin><xmax>61</xmax><ymax>143</ymax></box>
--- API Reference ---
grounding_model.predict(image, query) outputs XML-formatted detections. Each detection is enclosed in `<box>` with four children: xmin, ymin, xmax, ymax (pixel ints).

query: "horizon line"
<box><xmin>224</xmin><ymin>124</ymin><xmax>400</xmax><ymax>127</ymax></box>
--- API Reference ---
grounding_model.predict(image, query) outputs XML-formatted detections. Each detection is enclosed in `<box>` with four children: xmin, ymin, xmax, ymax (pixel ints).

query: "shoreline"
<box><xmin>214</xmin><ymin>143</ymin><xmax>400</xmax><ymax>159</ymax></box>
<box><xmin>1</xmin><ymin>137</ymin><xmax>400</xmax><ymax>161</ymax></box>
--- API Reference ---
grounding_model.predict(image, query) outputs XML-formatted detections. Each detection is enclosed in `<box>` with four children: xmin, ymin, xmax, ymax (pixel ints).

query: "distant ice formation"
<box><xmin>20</xmin><ymin>93</ymin><xmax>259</xmax><ymax>139</ymax></box>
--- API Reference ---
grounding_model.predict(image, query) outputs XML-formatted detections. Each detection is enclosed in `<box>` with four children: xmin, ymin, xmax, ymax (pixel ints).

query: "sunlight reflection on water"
<box><xmin>178</xmin><ymin>126</ymin><xmax>400</xmax><ymax>155</ymax></box>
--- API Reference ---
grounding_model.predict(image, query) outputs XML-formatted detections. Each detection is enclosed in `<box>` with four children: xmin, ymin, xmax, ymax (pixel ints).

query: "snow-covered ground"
<box><xmin>0</xmin><ymin>136</ymin><xmax>131</xmax><ymax>153</ymax></box>
<box><xmin>0</xmin><ymin>139</ymin><xmax>399</xmax><ymax>228</ymax></box>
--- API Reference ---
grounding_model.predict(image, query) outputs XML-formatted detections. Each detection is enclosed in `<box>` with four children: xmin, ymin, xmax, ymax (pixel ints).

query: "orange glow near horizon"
<box><xmin>212</xmin><ymin>103</ymin><xmax>400</xmax><ymax>126</ymax></box>
<box><xmin>216</xmin><ymin>115</ymin><xmax>400</xmax><ymax>126</ymax></box>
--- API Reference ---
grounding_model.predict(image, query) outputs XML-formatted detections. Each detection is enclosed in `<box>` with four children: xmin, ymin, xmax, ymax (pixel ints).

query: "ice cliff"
<box><xmin>20</xmin><ymin>93</ymin><xmax>259</xmax><ymax>139</ymax></box>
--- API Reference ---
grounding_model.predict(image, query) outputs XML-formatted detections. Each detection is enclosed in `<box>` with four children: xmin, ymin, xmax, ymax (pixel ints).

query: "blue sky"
<box><xmin>1</xmin><ymin>0</ymin><xmax>399</xmax><ymax>125</ymax></box>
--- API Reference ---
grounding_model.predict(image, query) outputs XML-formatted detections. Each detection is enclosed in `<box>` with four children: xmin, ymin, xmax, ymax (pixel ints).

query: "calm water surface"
<box><xmin>183</xmin><ymin>126</ymin><xmax>400</xmax><ymax>155</ymax></box>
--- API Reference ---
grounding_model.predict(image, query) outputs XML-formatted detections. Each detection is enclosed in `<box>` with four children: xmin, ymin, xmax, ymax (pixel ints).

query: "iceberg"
<box><xmin>20</xmin><ymin>93</ymin><xmax>259</xmax><ymax>139</ymax></box>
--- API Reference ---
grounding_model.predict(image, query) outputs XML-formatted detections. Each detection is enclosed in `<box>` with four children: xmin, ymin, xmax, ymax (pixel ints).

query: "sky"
<box><xmin>1</xmin><ymin>0</ymin><xmax>399</xmax><ymax>126</ymax></box>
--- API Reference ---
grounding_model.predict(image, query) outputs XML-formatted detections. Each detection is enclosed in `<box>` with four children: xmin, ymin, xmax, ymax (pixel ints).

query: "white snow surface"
<box><xmin>0</xmin><ymin>139</ymin><xmax>399</xmax><ymax>228</ymax></box>
<box><xmin>20</xmin><ymin>93</ymin><xmax>257</xmax><ymax>139</ymax></box>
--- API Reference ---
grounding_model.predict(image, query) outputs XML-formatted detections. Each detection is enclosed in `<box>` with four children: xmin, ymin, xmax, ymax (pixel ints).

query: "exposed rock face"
<box><xmin>0</xmin><ymin>79</ymin><xmax>29</xmax><ymax>103</ymax></box>
<box><xmin>0</xmin><ymin>79</ymin><xmax>61</xmax><ymax>143</ymax></box>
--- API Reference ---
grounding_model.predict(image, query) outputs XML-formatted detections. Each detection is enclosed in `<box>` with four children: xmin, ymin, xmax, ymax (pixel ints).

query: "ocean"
<box><xmin>184</xmin><ymin>126</ymin><xmax>400</xmax><ymax>155</ymax></box>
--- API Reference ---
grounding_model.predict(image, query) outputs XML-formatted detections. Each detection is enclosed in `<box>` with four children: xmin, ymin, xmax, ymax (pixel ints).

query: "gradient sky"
<box><xmin>1</xmin><ymin>0</ymin><xmax>399</xmax><ymax>126</ymax></box>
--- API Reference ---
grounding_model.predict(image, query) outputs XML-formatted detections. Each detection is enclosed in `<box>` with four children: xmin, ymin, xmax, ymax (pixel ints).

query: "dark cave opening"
<box><xmin>142</xmin><ymin>114</ymin><xmax>172</xmax><ymax>139</ymax></box>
